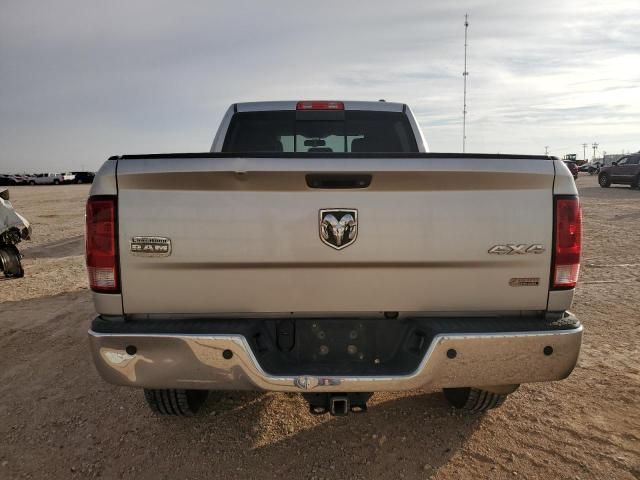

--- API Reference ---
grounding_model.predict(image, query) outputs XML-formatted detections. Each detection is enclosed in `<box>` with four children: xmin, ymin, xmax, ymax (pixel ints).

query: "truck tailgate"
<box><xmin>116</xmin><ymin>156</ymin><xmax>555</xmax><ymax>314</ymax></box>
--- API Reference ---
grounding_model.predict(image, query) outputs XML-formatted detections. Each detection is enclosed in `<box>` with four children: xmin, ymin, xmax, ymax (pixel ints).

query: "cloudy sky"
<box><xmin>1</xmin><ymin>0</ymin><xmax>639</xmax><ymax>172</ymax></box>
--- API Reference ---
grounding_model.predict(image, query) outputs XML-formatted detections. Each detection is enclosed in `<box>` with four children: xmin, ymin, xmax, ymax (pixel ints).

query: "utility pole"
<box><xmin>462</xmin><ymin>14</ymin><xmax>469</xmax><ymax>153</ymax></box>
<box><xmin>544</xmin><ymin>146</ymin><xmax>549</xmax><ymax>155</ymax></box>
<box><xmin>592</xmin><ymin>142</ymin><xmax>599</xmax><ymax>161</ymax></box>
<box><xmin>582</xmin><ymin>143</ymin><xmax>588</xmax><ymax>162</ymax></box>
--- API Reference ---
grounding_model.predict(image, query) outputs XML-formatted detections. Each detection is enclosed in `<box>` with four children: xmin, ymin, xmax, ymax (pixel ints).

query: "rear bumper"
<box><xmin>88</xmin><ymin>314</ymin><xmax>583</xmax><ymax>392</ymax></box>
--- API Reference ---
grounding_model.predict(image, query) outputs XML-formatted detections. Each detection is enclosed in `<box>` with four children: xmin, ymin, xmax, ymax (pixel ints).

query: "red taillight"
<box><xmin>552</xmin><ymin>196</ymin><xmax>582</xmax><ymax>289</ymax></box>
<box><xmin>86</xmin><ymin>196</ymin><xmax>119</xmax><ymax>293</ymax></box>
<box><xmin>296</xmin><ymin>101</ymin><xmax>344</xmax><ymax>110</ymax></box>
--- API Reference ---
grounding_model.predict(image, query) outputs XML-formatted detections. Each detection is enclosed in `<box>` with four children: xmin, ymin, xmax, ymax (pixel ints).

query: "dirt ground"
<box><xmin>0</xmin><ymin>178</ymin><xmax>638</xmax><ymax>480</ymax></box>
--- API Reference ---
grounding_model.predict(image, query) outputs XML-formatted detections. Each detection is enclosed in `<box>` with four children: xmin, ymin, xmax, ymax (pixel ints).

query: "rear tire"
<box><xmin>631</xmin><ymin>174</ymin><xmax>640</xmax><ymax>189</ymax></box>
<box><xmin>29</xmin><ymin>181</ymin><xmax>36</xmax><ymax>186</ymax></box>
<box><xmin>143</xmin><ymin>389</ymin><xmax>208</xmax><ymax>416</ymax></box>
<box><xmin>443</xmin><ymin>387</ymin><xmax>514</xmax><ymax>413</ymax></box>
<box><xmin>53</xmin><ymin>179</ymin><xmax>60</xmax><ymax>185</ymax></box>
<box><xmin>598</xmin><ymin>173</ymin><xmax>611</xmax><ymax>188</ymax></box>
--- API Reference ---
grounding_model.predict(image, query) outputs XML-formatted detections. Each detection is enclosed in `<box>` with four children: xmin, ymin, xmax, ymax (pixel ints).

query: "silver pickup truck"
<box><xmin>87</xmin><ymin>100</ymin><xmax>583</xmax><ymax>417</ymax></box>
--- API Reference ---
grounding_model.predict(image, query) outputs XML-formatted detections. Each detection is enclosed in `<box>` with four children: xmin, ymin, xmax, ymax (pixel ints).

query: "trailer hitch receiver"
<box><xmin>303</xmin><ymin>393</ymin><xmax>372</xmax><ymax>416</ymax></box>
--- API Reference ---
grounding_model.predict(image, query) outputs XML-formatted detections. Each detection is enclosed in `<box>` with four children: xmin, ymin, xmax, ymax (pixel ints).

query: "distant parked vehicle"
<box><xmin>598</xmin><ymin>154</ymin><xmax>640</xmax><ymax>188</ymax></box>
<box><xmin>0</xmin><ymin>174</ymin><xmax>33</xmax><ymax>185</ymax></box>
<box><xmin>71</xmin><ymin>171</ymin><xmax>95</xmax><ymax>184</ymax></box>
<box><xmin>579</xmin><ymin>162</ymin><xmax>602</xmax><ymax>175</ymax></box>
<box><xmin>28</xmin><ymin>173</ymin><xmax>64</xmax><ymax>185</ymax></box>
<box><xmin>563</xmin><ymin>160</ymin><xmax>579</xmax><ymax>180</ymax></box>
<box><xmin>61</xmin><ymin>172</ymin><xmax>76</xmax><ymax>184</ymax></box>
<box><xmin>0</xmin><ymin>175</ymin><xmax>19</xmax><ymax>186</ymax></box>
<box><xmin>12</xmin><ymin>175</ymin><xmax>32</xmax><ymax>185</ymax></box>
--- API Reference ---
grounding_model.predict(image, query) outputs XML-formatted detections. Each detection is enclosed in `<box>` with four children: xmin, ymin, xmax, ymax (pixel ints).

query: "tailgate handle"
<box><xmin>306</xmin><ymin>174</ymin><xmax>371</xmax><ymax>189</ymax></box>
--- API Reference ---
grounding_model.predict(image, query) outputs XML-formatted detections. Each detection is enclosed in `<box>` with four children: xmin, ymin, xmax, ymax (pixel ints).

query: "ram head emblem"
<box><xmin>319</xmin><ymin>209</ymin><xmax>358</xmax><ymax>250</ymax></box>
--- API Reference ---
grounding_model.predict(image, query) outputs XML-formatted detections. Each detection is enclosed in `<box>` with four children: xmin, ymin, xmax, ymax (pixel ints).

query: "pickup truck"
<box><xmin>87</xmin><ymin>100</ymin><xmax>583</xmax><ymax>417</ymax></box>
<box><xmin>28</xmin><ymin>173</ymin><xmax>64</xmax><ymax>185</ymax></box>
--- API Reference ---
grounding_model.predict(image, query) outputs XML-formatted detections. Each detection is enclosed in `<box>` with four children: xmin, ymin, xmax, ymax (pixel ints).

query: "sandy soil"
<box><xmin>0</xmin><ymin>178</ymin><xmax>638</xmax><ymax>479</ymax></box>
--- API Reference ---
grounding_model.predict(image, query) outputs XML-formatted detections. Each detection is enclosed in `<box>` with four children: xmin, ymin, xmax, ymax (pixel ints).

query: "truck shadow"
<box><xmin>246</xmin><ymin>392</ymin><xmax>483</xmax><ymax>478</ymax></box>
<box><xmin>151</xmin><ymin>390</ymin><xmax>486</xmax><ymax>479</ymax></box>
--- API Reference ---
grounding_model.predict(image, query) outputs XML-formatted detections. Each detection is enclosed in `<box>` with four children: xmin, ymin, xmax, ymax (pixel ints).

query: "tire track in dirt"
<box><xmin>22</xmin><ymin>235</ymin><xmax>84</xmax><ymax>259</ymax></box>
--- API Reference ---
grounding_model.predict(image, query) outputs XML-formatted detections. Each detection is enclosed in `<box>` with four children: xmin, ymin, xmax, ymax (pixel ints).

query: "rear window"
<box><xmin>222</xmin><ymin>110</ymin><xmax>418</xmax><ymax>153</ymax></box>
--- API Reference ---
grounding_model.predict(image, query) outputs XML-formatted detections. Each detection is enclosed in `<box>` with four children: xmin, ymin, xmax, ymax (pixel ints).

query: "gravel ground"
<box><xmin>0</xmin><ymin>178</ymin><xmax>638</xmax><ymax>479</ymax></box>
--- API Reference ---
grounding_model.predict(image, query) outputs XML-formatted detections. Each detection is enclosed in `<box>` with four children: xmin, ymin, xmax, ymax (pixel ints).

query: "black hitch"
<box><xmin>330</xmin><ymin>395</ymin><xmax>349</xmax><ymax>416</ymax></box>
<box><xmin>303</xmin><ymin>393</ymin><xmax>372</xmax><ymax>416</ymax></box>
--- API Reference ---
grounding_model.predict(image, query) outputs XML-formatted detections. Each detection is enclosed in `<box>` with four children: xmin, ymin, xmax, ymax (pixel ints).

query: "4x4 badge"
<box><xmin>319</xmin><ymin>209</ymin><xmax>358</xmax><ymax>250</ymax></box>
<box><xmin>488</xmin><ymin>244</ymin><xmax>545</xmax><ymax>255</ymax></box>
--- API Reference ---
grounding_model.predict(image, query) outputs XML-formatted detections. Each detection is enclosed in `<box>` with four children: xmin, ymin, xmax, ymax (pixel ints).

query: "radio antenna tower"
<box><xmin>462</xmin><ymin>14</ymin><xmax>469</xmax><ymax>153</ymax></box>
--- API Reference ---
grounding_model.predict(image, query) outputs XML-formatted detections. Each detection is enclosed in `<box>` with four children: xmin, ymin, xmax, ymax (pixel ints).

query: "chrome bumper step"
<box><xmin>88</xmin><ymin>323</ymin><xmax>582</xmax><ymax>392</ymax></box>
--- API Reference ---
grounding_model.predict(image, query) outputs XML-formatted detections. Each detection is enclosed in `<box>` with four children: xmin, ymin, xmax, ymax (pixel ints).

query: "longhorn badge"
<box><xmin>319</xmin><ymin>209</ymin><xmax>358</xmax><ymax>250</ymax></box>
